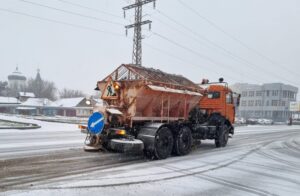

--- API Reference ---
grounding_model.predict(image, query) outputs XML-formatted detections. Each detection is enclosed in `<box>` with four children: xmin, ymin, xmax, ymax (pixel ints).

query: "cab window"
<box><xmin>207</xmin><ymin>91</ymin><xmax>220</xmax><ymax>99</ymax></box>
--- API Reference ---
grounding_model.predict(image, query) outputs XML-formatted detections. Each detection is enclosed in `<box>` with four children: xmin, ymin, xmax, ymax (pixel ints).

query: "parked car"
<box><xmin>235</xmin><ymin>117</ymin><xmax>246</xmax><ymax>124</ymax></box>
<box><xmin>258</xmin><ymin>118</ymin><xmax>273</xmax><ymax>125</ymax></box>
<box><xmin>246</xmin><ymin>118</ymin><xmax>259</xmax><ymax>125</ymax></box>
<box><xmin>286</xmin><ymin>119</ymin><xmax>300</xmax><ymax>125</ymax></box>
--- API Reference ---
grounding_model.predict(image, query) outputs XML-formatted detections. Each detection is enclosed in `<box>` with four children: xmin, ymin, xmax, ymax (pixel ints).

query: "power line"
<box><xmin>19</xmin><ymin>0</ymin><xmax>124</xmax><ymax>26</ymax></box>
<box><xmin>152</xmin><ymin>32</ymin><xmax>221</xmax><ymax>66</ymax></box>
<box><xmin>57</xmin><ymin>0</ymin><xmax>124</xmax><ymax>19</ymax></box>
<box><xmin>0</xmin><ymin>4</ymin><xmax>235</xmax><ymax>81</ymax></box>
<box><xmin>144</xmin><ymin>42</ymin><xmax>241</xmax><ymax>82</ymax></box>
<box><xmin>177</xmin><ymin>0</ymin><xmax>300</xmax><ymax>78</ymax></box>
<box><xmin>0</xmin><ymin>6</ymin><xmax>235</xmax><ymax>82</ymax></box>
<box><xmin>154</xmin><ymin>10</ymin><xmax>268</xmax><ymax>82</ymax></box>
<box><xmin>3</xmin><ymin>1</ymin><xmax>297</xmax><ymax>86</ymax></box>
<box><xmin>0</xmin><ymin>8</ymin><xmax>124</xmax><ymax>36</ymax></box>
<box><xmin>155</xmin><ymin>9</ymin><xmax>300</xmax><ymax>87</ymax></box>
<box><xmin>152</xmin><ymin>14</ymin><xmax>206</xmax><ymax>46</ymax></box>
<box><xmin>16</xmin><ymin>0</ymin><xmax>253</xmax><ymax>79</ymax></box>
<box><xmin>151</xmin><ymin>31</ymin><xmax>255</xmax><ymax>82</ymax></box>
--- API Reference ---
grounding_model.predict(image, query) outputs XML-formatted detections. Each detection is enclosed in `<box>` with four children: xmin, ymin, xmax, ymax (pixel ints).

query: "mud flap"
<box><xmin>137</xmin><ymin>123</ymin><xmax>164</xmax><ymax>155</ymax></box>
<box><xmin>137</xmin><ymin>123</ymin><xmax>173</xmax><ymax>159</ymax></box>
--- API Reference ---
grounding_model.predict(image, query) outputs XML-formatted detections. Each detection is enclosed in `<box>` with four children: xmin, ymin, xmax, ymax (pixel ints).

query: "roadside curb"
<box><xmin>35</xmin><ymin>118</ymin><xmax>86</xmax><ymax>125</ymax></box>
<box><xmin>0</xmin><ymin>119</ymin><xmax>41</xmax><ymax>129</ymax></box>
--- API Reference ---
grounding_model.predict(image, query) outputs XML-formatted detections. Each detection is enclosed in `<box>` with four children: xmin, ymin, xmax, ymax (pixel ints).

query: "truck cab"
<box><xmin>200</xmin><ymin>84</ymin><xmax>235</xmax><ymax>125</ymax></box>
<box><xmin>197</xmin><ymin>78</ymin><xmax>240</xmax><ymax>136</ymax></box>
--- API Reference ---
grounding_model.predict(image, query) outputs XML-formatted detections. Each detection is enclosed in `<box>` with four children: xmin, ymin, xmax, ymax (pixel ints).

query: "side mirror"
<box><xmin>236</xmin><ymin>94</ymin><xmax>241</xmax><ymax>107</ymax></box>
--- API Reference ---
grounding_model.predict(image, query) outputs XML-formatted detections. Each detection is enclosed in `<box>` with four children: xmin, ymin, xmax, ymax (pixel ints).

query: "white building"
<box><xmin>7</xmin><ymin>67</ymin><xmax>27</xmax><ymax>90</ymax></box>
<box><xmin>231</xmin><ymin>83</ymin><xmax>298</xmax><ymax>121</ymax></box>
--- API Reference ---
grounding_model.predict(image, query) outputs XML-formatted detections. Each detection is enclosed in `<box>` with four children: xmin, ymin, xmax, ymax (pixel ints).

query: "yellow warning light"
<box><xmin>113</xmin><ymin>82</ymin><xmax>121</xmax><ymax>90</ymax></box>
<box><xmin>115</xmin><ymin>129</ymin><xmax>126</xmax><ymax>135</ymax></box>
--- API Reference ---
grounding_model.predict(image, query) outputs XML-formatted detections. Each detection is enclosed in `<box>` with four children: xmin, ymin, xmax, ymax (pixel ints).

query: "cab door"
<box><xmin>225</xmin><ymin>92</ymin><xmax>235</xmax><ymax>123</ymax></box>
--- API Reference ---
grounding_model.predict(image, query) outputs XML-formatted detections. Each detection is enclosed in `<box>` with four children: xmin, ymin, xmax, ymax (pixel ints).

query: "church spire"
<box><xmin>35</xmin><ymin>68</ymin><xmax>42</xmax><ymax>82</ymax></box>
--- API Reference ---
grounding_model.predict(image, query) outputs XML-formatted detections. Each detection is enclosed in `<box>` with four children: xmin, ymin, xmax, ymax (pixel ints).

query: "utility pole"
<box><xmin>123</xmin><ymin>0</ymin><xmax>156</xmax><ymax>66</ymax></box>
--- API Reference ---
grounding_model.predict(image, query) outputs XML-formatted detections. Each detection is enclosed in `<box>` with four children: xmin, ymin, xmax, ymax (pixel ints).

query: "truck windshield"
<box><xmin>207</xmin><ymin>91</ymin><xmax>220</xmax><ymax>99</ymax></box>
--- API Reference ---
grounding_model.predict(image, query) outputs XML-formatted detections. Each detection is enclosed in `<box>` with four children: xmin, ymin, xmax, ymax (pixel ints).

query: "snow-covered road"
<box><xmin>0</xmin><ymin>114</ymin><xmax>84</xmax><ymax>159</ymax></box>
<box><xmin>1</xmin><ymin>116</ymin><xmax>300</xmax><ymax>196</ymax></box>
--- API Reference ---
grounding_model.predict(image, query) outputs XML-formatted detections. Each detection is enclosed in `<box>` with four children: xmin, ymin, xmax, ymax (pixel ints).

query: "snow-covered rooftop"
<box><xmin>0</xmin><ymin>96</ymin><xmax>19</xmax><ymax>104</ymax></box>
<box><xmin>19</xmin><ymin>92</ymin><xmax>35</xmax><ymax>98</ymax></box>
<box><xmin>55</xmin><ymin>97</ymin><xmax>85</xmax><ymax>107</ymax></box>
<box><xmin>20</xmin><ymin>98</ymin><xmax>57</xmax><ymax>107</ymax></box>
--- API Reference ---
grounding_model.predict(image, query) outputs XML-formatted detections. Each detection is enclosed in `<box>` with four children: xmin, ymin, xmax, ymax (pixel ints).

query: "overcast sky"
<box><xmin>0</xmin><ymin>0</ymin><xmax>300</xmax><ymax>95</ymax></box>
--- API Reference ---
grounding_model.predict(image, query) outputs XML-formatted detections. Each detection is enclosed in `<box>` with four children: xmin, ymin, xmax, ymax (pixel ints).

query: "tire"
<box><xmin>153</xmin><ymin>127</ymin><xmax>174</xmax><ymax>159</ymax></box>
<box><xmin>215</xmin><ymin>125</ymin><xmax>229</xmax><ymax>148</ymax></box>
<box><xmin>174</xmin><ymin>126</ymin><xmax>192</xmax><ymax>156</ymax></box>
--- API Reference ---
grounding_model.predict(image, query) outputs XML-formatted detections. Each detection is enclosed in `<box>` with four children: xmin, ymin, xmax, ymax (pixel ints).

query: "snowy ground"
<box><xmin>0</xmin><ymin>114</ymin><xmax>84</xmax><ymax>159</ymax></box>
<box><xmin>0</xmin><ymin>115</ymin><xmax>300</xmax><ymax>196</ymax></box>
<box><xmin>0</xmin><ymin>120</ymin><xmax>21</xmax><ymax>128</ymax></box>
<box><xmin>0</xmin><ymin>119</ymin><xmax>39</xmax><ymax>129</ymax></box>
<box><xmin>0</xmin><ymin>113</ymin><xmax>88</xmax><ymax>124</ymax></box>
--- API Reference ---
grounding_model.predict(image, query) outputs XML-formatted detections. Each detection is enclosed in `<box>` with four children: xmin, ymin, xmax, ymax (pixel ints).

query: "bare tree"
<box><xmin>26</xmin><ymin>78</ymin><xmax>57</xmax><ymax>101</ymax></box>
<box><xmin>59</xmin><ymin>88</ymin><xmax>85</xmax><ymax>99</ymax></box>
<box><xmin>0</xmin><ymin>81</ymin><xmax>8</xmax><ymax>96</ymax></box>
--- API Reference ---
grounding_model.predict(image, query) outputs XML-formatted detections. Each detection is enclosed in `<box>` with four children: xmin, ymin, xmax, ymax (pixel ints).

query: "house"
<box><xmin>55</xmin><ymin>97</ymin><xmax>96</xmax><ymax>117</ymax></box>
<box><xmin>16</xmin><ymin>98</ymin><xmax>57</xmax><ymax>116</ymax></box>
<box><xmin>0</xmin><ymin>96</ymin><xmax>20</xmax><ymax>113</ymax></box>
<box><xmin>18</xmin><ymin>92</ymin><xmax>35</xmax><ymax>102</ymax></box>
<box><xmin>1</xmin><ymin>95</ymin><xmax>103</xmax><ymax>117</ymax></box>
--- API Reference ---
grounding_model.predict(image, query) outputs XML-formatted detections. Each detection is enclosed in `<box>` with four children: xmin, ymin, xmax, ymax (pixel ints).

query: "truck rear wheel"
<box><xmin>215</xmin><ymin>125</ymin><xmax>229</xmax><ymax>148</ymax></box>
<box><xmin>174</xmin><ymin>126</ymin><xmax>192</xmax><ymax>156</ymax></box>
<box><xmin>153</xmin><ymin>127</ymin><xmax>174</xmax><ymax>159</ymax></box>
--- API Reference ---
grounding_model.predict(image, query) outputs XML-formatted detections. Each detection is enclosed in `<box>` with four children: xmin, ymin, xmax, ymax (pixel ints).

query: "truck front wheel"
<box><xmin>215</xmin><ymin>125</ymin><xmax>229</xmax><ymax>148</ymax></box>
<box><xmin>174</xmin><ymin>126</ymin><xmax>192</xmax><ymax>156</ymax></box>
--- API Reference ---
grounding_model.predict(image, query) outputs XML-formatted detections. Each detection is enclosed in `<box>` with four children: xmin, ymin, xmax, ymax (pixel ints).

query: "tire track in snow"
<box><xmin>18</xmin><ymin>142</ymin><xmax>263</xmax><ymax>190</ymax></box>
<box><xmin>26</xmin><ymin>130</ymin><xmax>299</xmax><ymax>192</ymax></box>
<box><xmin>1</xmin><ymin>127</ymin><xmax>300</xmax><ymax>192</ymax></box>
<box><xmin>0</xmin><ymin>151</ymin><xmax>144</xmax><ymax>190</ymax></box>
<box><xmin>196</xmin><ymin>174</ymin><xmax>277</xmax><ymax>196</ymax></box>
<box><xmin>227</xmin><ymin>165</ymin><xmax>300</xmax><ymax>186</ymax></box>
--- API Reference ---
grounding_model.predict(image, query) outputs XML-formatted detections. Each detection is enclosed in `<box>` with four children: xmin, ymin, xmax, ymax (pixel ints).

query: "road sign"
<box><xmin>88</xmin><ymin>112</ymin><xmax>105</xmax><ymax>134</ymax></box>
<box><xmin>102</xmin><ymin>77</ymin><xmax>118</xmax><ymax>100</ymax></box>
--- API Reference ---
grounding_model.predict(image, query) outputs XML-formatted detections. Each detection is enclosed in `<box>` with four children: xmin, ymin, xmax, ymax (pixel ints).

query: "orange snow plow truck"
<box><xmin>81</xmin><ymin>64</ymin><xmax>240</xmax><ymax>159</ymax></box>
